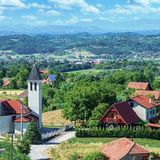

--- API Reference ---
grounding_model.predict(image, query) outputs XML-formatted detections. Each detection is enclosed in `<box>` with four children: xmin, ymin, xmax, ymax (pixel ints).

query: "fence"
<box><xmin>41</xmin><ymin>125</ymin><xmax>73</xmax><ymax>141</ymax></box>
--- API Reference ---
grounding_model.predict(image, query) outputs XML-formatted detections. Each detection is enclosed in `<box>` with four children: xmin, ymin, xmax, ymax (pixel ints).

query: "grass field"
<box><xmin>42</xmin><ymin>109</ymin><xmax>71</xmax><ymax>127</ymax></box>
<box><xmin>67</xmin><ymin>69</ymin><xmax>105</xmax><ymax>74</ymax></box>
<box><xmin>0</xmin><ymin>89</ymin><xmax>24</xmax><ymax>100</ymax></box>
<box><xmin>46</xmin><ymin>137</ymin><xmax>160</xmax><ymax>160</ymax></box>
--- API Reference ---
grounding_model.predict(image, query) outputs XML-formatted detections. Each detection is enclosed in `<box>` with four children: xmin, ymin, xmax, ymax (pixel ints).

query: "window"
<box><xmin>30</xmin><ymin>82</ymin><xmax>32</xmax><ymax>91</ymax></box>
<box><xmin>150</xmin><ymin>110</ymin><xmax>152</xmax><ymax>115</ymax></box>
<box><xmin>34</xmin><ymin>82</ymin><xmax>37</xmax><ymax>91</ymax></box>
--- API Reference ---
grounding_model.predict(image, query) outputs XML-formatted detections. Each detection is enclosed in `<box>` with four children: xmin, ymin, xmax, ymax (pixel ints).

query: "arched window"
<box><xmin>30</xmin><ymin>82</ymin><xmax>33</xmax><ymax>91</ymax></box>
<box><xmin>34</xmin><ymin>82</ymin><xmax>37</xmax><ymax>91</ymax></box>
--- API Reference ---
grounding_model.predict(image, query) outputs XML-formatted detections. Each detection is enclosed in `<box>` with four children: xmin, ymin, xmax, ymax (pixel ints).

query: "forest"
<box><xmin>0</xmin><ymin>59</ymin><xmax>160</xmax><ymax>126</ymax></box>
<box><xmin>0</xmin><ymin>33</ymin><xmax>160</xmax><ymax>55</ymax></box>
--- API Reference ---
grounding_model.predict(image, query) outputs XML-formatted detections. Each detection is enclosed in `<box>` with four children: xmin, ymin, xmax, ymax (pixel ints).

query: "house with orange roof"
<box><xmin>128</xmin><ymin>95</ymin><xmax>159</xmax><ymax>121</ymax></box>
<box><xmin>101</xmin><ymin>138</ymin><xmax>149</xmax><ymax>160</ymax></box>
<box><xmin>127</xmin><ymin>82</ymin><xmax>152</xmax><ymax>90</ymax></box>
<box><xmin>2</xmin><ymin>78</ymin><xmax>10</xmax><ymax>87</ymax></box>
<box><xmin>135</xmin><ymin>90</ymin><xmax>160</xmax><ymax>101</ymax></box>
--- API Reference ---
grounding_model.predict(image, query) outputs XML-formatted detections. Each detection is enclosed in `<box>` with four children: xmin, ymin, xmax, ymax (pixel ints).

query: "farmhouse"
<box><xmin>101</xmin><ymin>138</ymin><xmax>149</xmax><ymax>160</ymax></box>
<box><xmin>135</xmin><ymin>90</ymin><xmax>160</xmax><ymax>101</ymax></box>
<box><xmin>100</xmin><ymin>95</ymin><xmax>160</xmax><ymax>126</ymax></box>
<box><xmin>127</xmin><ymin>82</ymin><xmax>152</xmax><ymax>90</ymax></box>
<box><xmin>128</xmin><ymin>95</ymin><xmax>159</xmax><ymax>121</ymax></box>
<box><xmin>0</xmin><ymin>64</ymin><xmax>42</xmax><ymax>135</ymax></box>
<box><xmin>100</xmin><ymin>102</ymin><xmax>140</xmax><ymax>126</ymax></box>
<box><xmin>42</xmin><ymin>74</ymin><xmax>56</xmax><ymax>86</ymax></box>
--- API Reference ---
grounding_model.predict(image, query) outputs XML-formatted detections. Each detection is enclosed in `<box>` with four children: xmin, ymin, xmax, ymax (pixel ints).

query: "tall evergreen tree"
<box><xmin>24</xmin><ymin>122</ymin><xmax>42</xmax><ymax>144</ymax></box>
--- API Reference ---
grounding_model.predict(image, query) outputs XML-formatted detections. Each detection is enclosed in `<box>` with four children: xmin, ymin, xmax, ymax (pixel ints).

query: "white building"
<box><xmin>0</xmin><ymin>64</ymin><xmax>42</xmax><ymax>135</ymax></box>
<box><xmin>27</xmin><ymin>64</ymin><xmax>42</xmax><ymax>128</ymax></box>
<box><xmin>128</xmin><ymin>95</ymin><xmax>159</xmax><ymax>121</ymax></box>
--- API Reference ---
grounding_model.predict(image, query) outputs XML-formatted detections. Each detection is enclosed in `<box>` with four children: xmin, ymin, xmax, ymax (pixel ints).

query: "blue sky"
<box><xmin>0</xmin><ymin>0</ymin><xmax>160</xmax><ymax>31</ymax></box>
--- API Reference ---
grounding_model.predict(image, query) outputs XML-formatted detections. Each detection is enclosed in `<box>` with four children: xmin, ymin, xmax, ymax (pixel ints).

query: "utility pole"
<box><xmin>19</xmin><ymin>99</ymin><xmax>23</xmax><ymax>140</ymax></box>
<box><xmin>11</xmin><ymin>118</ymin><xmax>14</xmax><ymax>160</ymax></box>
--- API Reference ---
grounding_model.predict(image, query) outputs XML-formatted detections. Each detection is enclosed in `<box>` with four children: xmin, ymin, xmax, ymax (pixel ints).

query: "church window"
<box><xmin>30</xmin><ymin>82</ymin><xmax>33</xmax><ymax>91</ymax></box>
<box><xmin>34</xmin><ymin>82</ymin><xmax>37</xmax><ymax>91</ymax></box>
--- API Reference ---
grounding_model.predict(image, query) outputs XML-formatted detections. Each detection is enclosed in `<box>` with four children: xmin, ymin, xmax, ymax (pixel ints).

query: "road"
<box><xmin>29</xmin><ymin>131</ymin><xmax>75</xmax><ymax>160</ymax></box>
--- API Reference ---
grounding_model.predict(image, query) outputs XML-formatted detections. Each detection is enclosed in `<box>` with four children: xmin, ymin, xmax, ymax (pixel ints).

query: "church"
<box><xmin>0</xmin><ymin>64</ymin><xmax>42</xmax><ymax>135</ymax></box>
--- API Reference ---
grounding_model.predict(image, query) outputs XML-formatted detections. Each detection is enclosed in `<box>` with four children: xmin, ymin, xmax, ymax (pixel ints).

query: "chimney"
<box><xmin>149</xmin><ymin>98</ymin><xmax>152</xmax><ymax>104</ymax></box>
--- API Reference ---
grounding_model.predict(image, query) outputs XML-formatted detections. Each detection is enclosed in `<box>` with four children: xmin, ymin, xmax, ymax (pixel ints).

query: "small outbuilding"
<box><xmin>101</xmin><ymin>138</ymin><xmax>149</xmax><ymax>160</ymax></box>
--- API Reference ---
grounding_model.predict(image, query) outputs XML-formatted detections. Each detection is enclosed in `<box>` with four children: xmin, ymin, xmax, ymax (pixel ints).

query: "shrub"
<box><xmin>69</xmin><ymin>153</ymin><xmax>79</xmax><ymax>160</ymax></box>
<box><xmin>16</xmin><ymin>139</ymin><xmax>31</xmax><ymax>155</ymax></box>
<box><xmin>82</xmin><ymin>152</ymin><xmax>107</xmax><ymax>160</ymax></box>
<box><xmin>24</xmin><ymin>121</ymin><xmax>42</xmax><ymax>144</ymax></box>
<box><xmin>76</xmin><ymin>126</ymin><xmax>160</xmax><ymax>140</ymax></box>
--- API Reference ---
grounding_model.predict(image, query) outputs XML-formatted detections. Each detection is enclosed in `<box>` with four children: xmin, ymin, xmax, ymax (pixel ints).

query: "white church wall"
<box><xmin>14</xmin><ymin>122</ymin><xmax>29</xmax><ymax>134</ymax></box>
<box><xmin>0</xmin><ymin>115</ymin><xmax>13</xmax><ymax>135</ymax></box>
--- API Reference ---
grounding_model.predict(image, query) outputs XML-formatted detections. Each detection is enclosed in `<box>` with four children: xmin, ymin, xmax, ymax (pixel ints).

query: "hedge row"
<box><xmin>76</xmin><ymin>126</ymin><xmax>160</xmax><ymax>140</ymax></box>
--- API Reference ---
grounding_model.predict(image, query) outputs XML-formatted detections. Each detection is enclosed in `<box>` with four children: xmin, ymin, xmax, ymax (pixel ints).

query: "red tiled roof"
<box><xmin>101</xmin><ymin>138</ymin><xmax>149</xmax><ymax>160</ymax></box>
<box><xmin>135</xmin><ymin>90</ymin><xmax>160</xmax><ymax>100</ymax></box>
<box><xmin>3</xmin><ymin>79</ymin><xmax>10</xmax><ymax>87</ymax></box>
<box><xmin>6</xmin><ymin>100</ymin><xmax>31</xmax><ymax>114</ymax></box>
<box><xmin>14</xmin><ymin>117</ymin><xmax>30</xmax><ymax>123</ymax></box>
<box><xmin>147</xmin><ymin>123</ymin><xmax>160</xmax><ymax>128</ymax></box>
<box><xmin>14</xmin><ymin>113</ymin><xmax>38</xmax><ymax>123</ymax></box>
<box><xmin>128</xmin><ymin>82</ymin><xmax>149</xmax><ymax>90</ymax></box>
<box><xmin>41</xmin><ymin>79</ymin><xmax>48</xmax><ymax>84</ymax></box>
<box><xmin>100</xmin><ymin>102</ymin><xmax>140</xmax><ymax>125</ymax></box>
<box><xmin>40</xmin><ymin>70</ymin><xmax>49</xmax><ymax>74</ymax></box>
<box><xmin>0</xmin><ymin>100</ymin><xmax>16</xmax><ymax>115</ymax></box>
<box><xmin>131</xmin><ymin>95</ymin><xmax>159</xmax><ymax>109</ymax></box>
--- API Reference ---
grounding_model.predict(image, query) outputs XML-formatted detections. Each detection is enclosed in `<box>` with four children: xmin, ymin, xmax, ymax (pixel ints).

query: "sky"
<box><xmin>0</xmin><ymin>0</ymin><xmax>160</xmax><ymax>31</ymax></box>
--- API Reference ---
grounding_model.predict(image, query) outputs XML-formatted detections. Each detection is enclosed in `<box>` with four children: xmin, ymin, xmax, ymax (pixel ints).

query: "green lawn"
<box><xmin>69</xmin><ymin>137</ymin><xmax>160</xmax><ymax>149</ymax></box>
<box><xmin>67</xmin><ymin>69</ymin><xmax>106</xmax><ymax>74</ymax></box>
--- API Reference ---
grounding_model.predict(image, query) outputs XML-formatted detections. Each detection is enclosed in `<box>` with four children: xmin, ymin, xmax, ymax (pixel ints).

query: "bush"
<box><xmin>69</xmin><ymin>153</ymin><xmax>79</xmax><ymax>160</ymax></box>
<box><xmin>24</xmin><ymin>121</ymin><xmax>42</xmax><ymax>144</ymax></box>
<box><xmin>82</xmin><ymin>152</ymin><xmax>107</xmax><ymax>160</ymax></box>
<box><xmin>76</xmin><ymin>126</ymin><xmax>160</xmax><ymax>140</ymax></box>
<box><xmin>17</xmin><ymin>139</ymin><xmax>31</xmax><ymax>155</ymax></box>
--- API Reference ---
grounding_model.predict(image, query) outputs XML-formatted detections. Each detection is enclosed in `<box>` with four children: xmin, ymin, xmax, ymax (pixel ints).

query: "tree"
<box><xmin>63</xmin><ymin>83</ymin><xmax>116</xmax><ymax>125</ymax></box>
<box><xmin>16</xmin><ymin>139</ymin><xmax>30</xmax><ymax>155</ymax></box>
<box><xmin>24</xmin><ymin>122</ymin><xmax>42</xmax><ymax>144</ymax></box>
<box><xmin>10</xmin><ymin>78</ymin><xmax>17</xmax><ymax>89</ymax></box>
<box><xmin>88</xmin><ymin>103</ymin><xmax>109</xmax><ymax>127</ymax></box>
<box><xmin>0</xmin><ymin>78</ymin><xmax>3</xmax><ymax>87</ymax></box>
<box><xmin>82</xmin><ymin>152</ymin><xmax>107</xmax><ymax>160</ymax></box>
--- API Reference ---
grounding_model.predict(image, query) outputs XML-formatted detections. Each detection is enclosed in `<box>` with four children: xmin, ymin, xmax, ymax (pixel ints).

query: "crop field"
<box><xmin>42</xmin><ymin>109</ymin><xmax>71</xmax><ymax>127</ymax></box>
<box><xmin>46</xmin><ymin>137</ymin><xmax>160</xmax><ymax>160</ymax></box>
<box><xmin>0</xmin><ymin>89</ymin><xmax>24</xmax><ymax>100</ymax></box>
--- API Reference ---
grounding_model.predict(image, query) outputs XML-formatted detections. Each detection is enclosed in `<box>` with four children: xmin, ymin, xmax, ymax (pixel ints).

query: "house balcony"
<box><xmin>105</xmin><ymin>118</ymin><xmax>120</xmax><ymax>124</ymax></box>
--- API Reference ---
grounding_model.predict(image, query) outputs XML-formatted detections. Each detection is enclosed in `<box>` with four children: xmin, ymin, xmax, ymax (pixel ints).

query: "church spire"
<box><xmin>28</xmin><ymin>63</ymin><xmax>42</xmax><ymax>81</ymax></box>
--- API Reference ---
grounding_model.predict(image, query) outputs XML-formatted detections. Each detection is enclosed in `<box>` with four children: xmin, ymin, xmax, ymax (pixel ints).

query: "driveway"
<box><xmin>29</xmin><ymin>131</ymin><xmax>75</xmax><ymax>160</ymax></box>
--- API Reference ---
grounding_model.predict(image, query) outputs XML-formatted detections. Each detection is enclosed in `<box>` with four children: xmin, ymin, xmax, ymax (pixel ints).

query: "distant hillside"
<box><xmin>0</xmin><ymin>32</ymin><xmax>160</xmax><ymax>55</ymax></box>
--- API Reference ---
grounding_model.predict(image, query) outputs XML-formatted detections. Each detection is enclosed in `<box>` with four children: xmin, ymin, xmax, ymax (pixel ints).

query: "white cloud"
<box><xmin>0</xmin><ymin>0</ymin><xmax>26</xmax><ymax>8</ymax></box>
<box><xmin>54</xmin><ymin>16</ymin><xmax>93</xmax><ymax>25</ymax></box>
<box><xmin>81</xmin><ymin>18</ymin><xmax>92</xmax><ymax>22</ymax></box>
<box><xmin>28</xmin><ymin>2</ymin><xmax>51</xmax><ymax>9</ymax></box>
<box><xmin>46</xmin><ymin>10</ymin><xmax>61</xmax><ymax>16</ymax></box>
<box><xmin>109</xmin><ymin>3</ymin><xmax>160</xmax><ymax>15</ymax></box>
<box><xmin>22</xmin><ymin>15</ymin><xmax>37</xmax><ymax>21</ymax></box>
<box><xmin>49</xmin><ymin>0</ymin><xmax>100</xmax><ymax>14</ymax></box>
<box><xmin>128</xmin><ymin>0</ymin><xmax>160</xmax><ymax>6</ymax></box>
<box><xmin>0</xmin><ymin>15</ymin><xmax>6</xmax><ymax>20</ymax></box>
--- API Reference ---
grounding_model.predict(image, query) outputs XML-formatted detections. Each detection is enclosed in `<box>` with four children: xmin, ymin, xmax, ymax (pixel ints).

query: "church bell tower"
<box><xmin>28</xmin><ymin>64</ymin><xmax>42</xmax><ymax>128</ymax></box>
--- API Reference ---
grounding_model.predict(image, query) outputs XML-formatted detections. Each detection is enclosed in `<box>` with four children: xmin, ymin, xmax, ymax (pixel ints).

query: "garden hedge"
<box><xmin>76</xmin><ymin>126</ymin><xmax>160</xmax><ymax>140</ymax></box>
